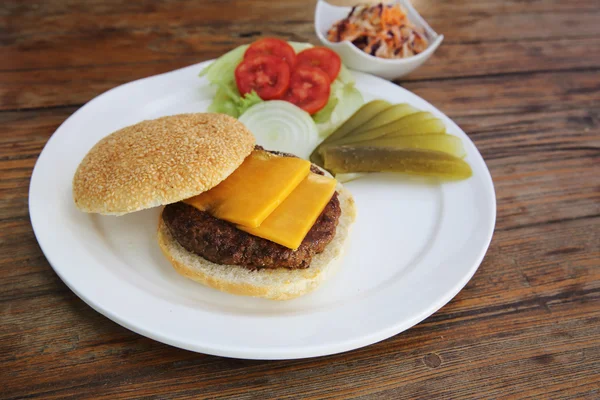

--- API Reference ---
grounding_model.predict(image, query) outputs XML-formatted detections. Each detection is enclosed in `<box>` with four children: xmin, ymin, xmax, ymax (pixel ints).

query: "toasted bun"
<box><xmin>73</xmin><ymin>113</ymin><xmax>255</xmax><ymax>215</ymax></box>
<box><xmin>157</xmin><ymin>184</ymin><xmax>356</xmax><ymax>300</ymax></box>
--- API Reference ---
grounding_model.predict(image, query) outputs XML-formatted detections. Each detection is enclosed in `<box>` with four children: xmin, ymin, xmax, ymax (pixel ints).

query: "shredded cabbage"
<box><xmin>200</xmin><ymin>42</ymin><xmax>364</xmax><ymax>134</ymax></box>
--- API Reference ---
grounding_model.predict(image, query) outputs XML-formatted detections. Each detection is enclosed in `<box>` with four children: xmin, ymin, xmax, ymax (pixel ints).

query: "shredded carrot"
<box><xmin>381</xmin><ymin>5</ymin><xmax>403</xmax><ymax>27</ymax></box>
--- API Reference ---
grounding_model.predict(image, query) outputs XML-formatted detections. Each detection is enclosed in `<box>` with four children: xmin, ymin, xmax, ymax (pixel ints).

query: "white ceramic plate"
<box><xmin>29</xmin><ymin>60</ymin><xmax>496</xmax><ymax>360</ymax></box>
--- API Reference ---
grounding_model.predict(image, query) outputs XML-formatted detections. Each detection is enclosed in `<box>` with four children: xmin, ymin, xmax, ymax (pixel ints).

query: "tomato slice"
<box><xmin>283</xmin><ymin>66</ymin><xmax>331</xmax><ymax>115</ymax></box>
<box><xmin>295</xmin><ymin>47</ymin><xmax>341</xmax><ymax>81</ymax></box>
<box><xmin>235</xmin><ymin>55</ymin><xmax>290</xmax><ymax>100</ymax></box>
<box><xmin>244</xmin><ymin>38</ymin><xmax>297</xmax><ymax>69</ymax></box>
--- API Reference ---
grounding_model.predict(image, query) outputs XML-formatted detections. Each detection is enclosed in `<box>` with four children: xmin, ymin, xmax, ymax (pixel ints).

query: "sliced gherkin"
<box><xmin>329</xmin><ymin>112</ymin><xmax>442</xmax><ymax>146</ymax></box>
<box><xmin>310</xmin><ymin>100</ymin><xmax>391</xmax><ymax>165</ymax></box>
<box><xmin>383</xmin><ymin>118</ymin><xmax>446</xmax><ymax>138</ymax></box>
<box><xmin>322</xmin><ymin>146</ymin><xmax>473</xmax><ymax>180</ymax></box>
<box><xmin>344</xmin><ymin>103</ymin><xmax>419</xmax><ymax>137</ymax></box>
<box><xmin>348</xmin><ymin>134</ymin><xmax>466</xmax><ymax>158</ymax></box>
<box><xmin>320</xmin><ymin>100</ymin><xmax>392</xmax><ymax>145</ymax></box>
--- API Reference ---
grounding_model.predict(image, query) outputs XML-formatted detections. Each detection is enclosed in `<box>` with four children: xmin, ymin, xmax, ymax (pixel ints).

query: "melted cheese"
<box><xmin>238</xmin><ymin>173</ymin><xmax>337</xmax><ymax>250</ymax></box>
<box><xmin>184</xmin><ymin>150</ymin><xmax>310</xmax><ymax>228</ymax></box>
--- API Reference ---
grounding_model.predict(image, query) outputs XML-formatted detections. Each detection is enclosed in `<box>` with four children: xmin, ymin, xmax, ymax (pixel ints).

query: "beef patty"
<box><xmin>162</xmin><ymin>159</ymin><xmax>341</xmax><ymax>270</ymax></box>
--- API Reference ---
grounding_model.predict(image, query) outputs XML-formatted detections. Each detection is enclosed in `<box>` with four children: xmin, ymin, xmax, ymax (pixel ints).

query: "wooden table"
<box><xmin>2</xmin><ymin>0</ymin><xmax>599</xmax><ymax>398</ymax></box>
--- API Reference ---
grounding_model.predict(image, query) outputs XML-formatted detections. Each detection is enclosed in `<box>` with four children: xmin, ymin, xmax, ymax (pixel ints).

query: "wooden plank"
<box><xmin>1</xmin><ymin>218</ymin><xmax>598</xmax><ymax>399</ymax></box>
<box><xmin>3</xmin><ymin>0</ymin><xmax>599</xmax><ymax>42</ymax></box>
<box><xmin>407</xmin><ymin>37</ymin><xmax>600</xmax><ymax>80</ymax></box>
<box><xmin>410</xmin><ymin>0</ymin><xmax>600</xmax><ymax>15</ymax></box>
<box><xmin>455</xmin><ymin>107</ymin><xmax>600</xmax><ymax>230</ymax></box>
<box><xmin>4</xmin><ymin>0</ymin><xmax>599</xmax><ymax>21</ymax></box>
<box><xmin>2</xmin><ymin>2</ymin><xmax>599</xmax><ymax>73</ymax></box>
<box><xmin>402</xmin><ymin>70</ymin><xmax>600</xmax><ymax>117</ymax></box>
<box><xmin>0</xmin><ymin>37</ymin><xmax>599</xmax><ymax>110</ymax></box>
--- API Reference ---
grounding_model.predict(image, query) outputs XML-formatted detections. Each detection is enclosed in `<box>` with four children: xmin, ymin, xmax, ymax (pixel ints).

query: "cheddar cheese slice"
<box><xmin>184</xmin><ymin>150</ymin><xmax>310</xmax><ymax>228</ymax></box>
<box><xmin>238</xmin><ymin>173</ymin><xmax>337</xmax><ymax>250</ymax></box>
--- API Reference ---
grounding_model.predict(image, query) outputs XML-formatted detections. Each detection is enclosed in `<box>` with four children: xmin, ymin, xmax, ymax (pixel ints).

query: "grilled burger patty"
<box><xmin>162</xmin><ymin>156</ymin><xmax>341</xmax><ymax>270</ymax></box>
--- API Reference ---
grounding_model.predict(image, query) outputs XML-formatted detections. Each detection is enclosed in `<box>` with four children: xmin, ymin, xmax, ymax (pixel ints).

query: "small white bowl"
<box><xmin>315</xmin><ymin>0</ymin><xmax>443</xmax><ymax>80</ymax></box>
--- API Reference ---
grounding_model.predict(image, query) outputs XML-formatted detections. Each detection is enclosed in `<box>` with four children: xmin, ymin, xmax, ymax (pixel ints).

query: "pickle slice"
<box><xmin>322</xmin><ymin>146</ymin><xmax>473</xmax><ymax>180</ymax></box>
<box><xmin>321</xmin><ymin>100</ymin><xmax>392</xmax><ymax>145</ymax></box>
<box><xmin>310</xmin><ymin>100</ymin><xmax>391</xmax><ymax>165</ymax></box>
<box><xmin>348</xmin><ymin>135</ymin><xmax>466</xmax><ymax>158</ymax></box>
<box><xmin>345</xmin><ymin>103</ymin><xmax>419</xmax><ymax>137</ymax></box>
<box><xmin>331</xmin><ymin>112</ymin><xmax>442</xmax><ymax>146</ymax></box>
<box><xmin>383</xmin><ymin>119</ymin><xmax>446</xmax><ymax>138</ymax></box>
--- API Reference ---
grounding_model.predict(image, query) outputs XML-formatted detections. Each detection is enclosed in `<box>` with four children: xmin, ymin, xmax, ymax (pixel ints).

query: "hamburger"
<box><xmin>73</xmin><ymin>113</ymin><xmax>356</xmax><ymax>300</ymax></box>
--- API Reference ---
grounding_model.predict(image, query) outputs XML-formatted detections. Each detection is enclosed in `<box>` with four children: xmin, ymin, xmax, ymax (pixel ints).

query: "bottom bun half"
<box><xmin>157</xmin><ymin>185</ymin><xmax>357</xmax><ymax>300</ymax></box>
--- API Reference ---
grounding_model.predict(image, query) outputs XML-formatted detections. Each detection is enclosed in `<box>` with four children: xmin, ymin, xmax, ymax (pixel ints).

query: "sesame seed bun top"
<box><xmin>72</xmin><ymin>113</ymin><xmax>255</xmax><ymax>215</ymax></box>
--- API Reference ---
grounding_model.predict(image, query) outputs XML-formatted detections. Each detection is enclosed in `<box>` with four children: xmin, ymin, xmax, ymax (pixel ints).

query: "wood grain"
<box><xmin>1</xmin><ymin>0</ymin><xmax>599</xmax><ymax>399</ymax></box>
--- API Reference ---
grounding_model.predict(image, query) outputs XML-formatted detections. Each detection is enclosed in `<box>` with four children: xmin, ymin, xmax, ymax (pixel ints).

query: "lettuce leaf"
<box><xmin>200</xmin><ymin>44</ymin><xmax>248</xmax><ymax>85</ymax></box>
<box><xmin>314</xmin><ymin>66</ymin><xmax>364</xmax><ymax>136</ymax></box>
<box><xmin>206</xmin><ymin>82</ymin><xmax>263</xmax><ymax>118</ymax></box>
<box><xmin>236</xmin><ymin>91</ymin><xmax>263</xmax><ymax>115</ymax></box>
<box><xmin>201</xmin><ymin>45</ymin><xmax>263</xmax><ymax>118</ymax></box>
<box><xmin>206</xmin><ymin>81</ymin><xmax>240</xmax><ymax>116</ymax></box>
<box><xmin>313</xmin><ymin>95</ymin><xmax>339</xmax><ymax>124</ymax></box>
